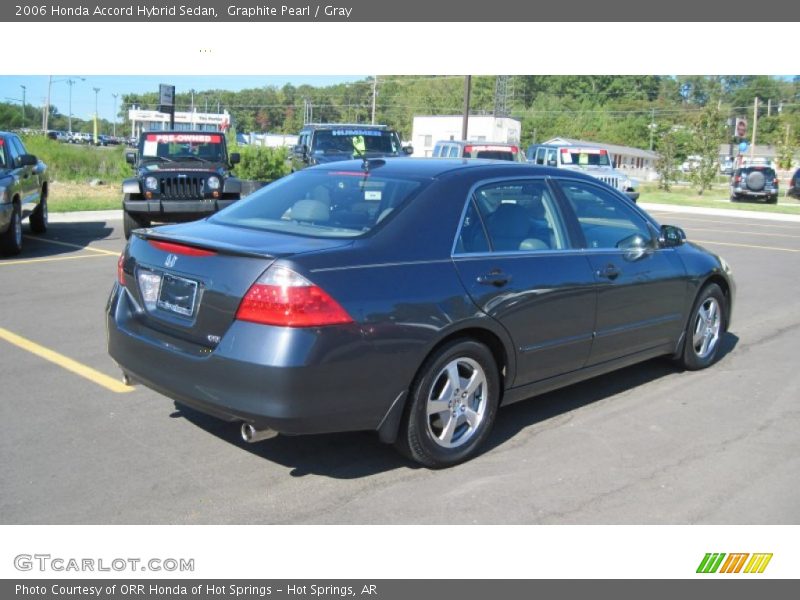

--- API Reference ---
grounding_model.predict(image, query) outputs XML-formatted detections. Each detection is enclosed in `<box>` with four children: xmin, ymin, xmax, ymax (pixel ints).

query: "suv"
<box><xmin>526</xmin><ymin>143</ymin><xmax>639</xmax><ymax>202</ymax></box>
<box><xmin>0</xmin><ymin>132</ymin><xmax>49</xmax><ymax>255</ymax></box>
<box><xmin>730</xmin><ymin>165</ymin><xmax>778</xmax><ymax>204</ymax></box>
<box><xmin>432</xmin><ymin>140</ymin><xmax>525</xmax><ymax>161</ymax></box>
<box><xmin>122</xmin><ymin>131</ymin><xmax>241</xmax><ymax>239</ymax></box>
<box><xmin>291</xmin><ymin>124</ymin><xmax>412</xmax><ymax>171</ymax></box>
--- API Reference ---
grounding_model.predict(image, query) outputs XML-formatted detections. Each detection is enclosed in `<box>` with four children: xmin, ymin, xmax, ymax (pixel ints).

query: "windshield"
<box><xmin>562</xmin><ymin>150</ymin><xmax>611</xmax><ymax>167</ymax></box>
<box><xmin>211</xmin><ymin>169</ymin><xmax>427</xmax><ymax>238</ymax></box>
<box><xmin>313</xmin><ymin>129</ymin><xmax>401</xmax><ymax>155</ymax></box>
<box><xmin>140</xmin><ymin>133</ymin><xmax>225</xmax><ymax>162</ymax></box>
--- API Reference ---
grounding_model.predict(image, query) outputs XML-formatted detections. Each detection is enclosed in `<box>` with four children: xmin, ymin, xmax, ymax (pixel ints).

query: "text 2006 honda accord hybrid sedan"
<box><xmin>107</xmin><ymin>159</ymin><xmax>734</xmax><ymax>467</ymax></box>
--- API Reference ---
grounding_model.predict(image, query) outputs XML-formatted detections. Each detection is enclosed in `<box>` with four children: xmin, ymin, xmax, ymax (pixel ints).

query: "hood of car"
<box><xmin>138</xmin><ymin>163</ymin><xmax>227</xmax><ymax>176</ymax></box>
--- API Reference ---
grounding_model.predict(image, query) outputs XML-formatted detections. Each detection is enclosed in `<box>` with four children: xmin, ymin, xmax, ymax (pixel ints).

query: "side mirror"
<box><xmin>19</xmin><ymin>154</ymin><xmax>38</xmax><ymax>167</ymax></box>
<box><xmin>125</xmin><ymin>152</ymin><xmax>137</xmax><ymax>165</ymax></box>
<box><xmin>293</xmin><ymin>144</ymin><xmax>307</xmax><ymax>158</ymax></box>
<box><xmin>659</xmin><ymin>224</ymin><xmax>686</xmax><ymax>248</ymax></box>
<box><xmin>402</xmin><ymin>145</ymin><xmax>414</xmax><ymax>155</ymax></box>
<box><xmin>229</xmin><ymin>152</ymin><xmax>240</xmax><ymax>165</ymax></box>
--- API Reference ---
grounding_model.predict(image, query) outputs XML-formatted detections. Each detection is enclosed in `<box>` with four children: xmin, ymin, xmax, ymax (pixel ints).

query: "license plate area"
<box><xmin>157</xmin><ymin>273</ymin><xmax>198</xmax><ymax>317</ymax></box>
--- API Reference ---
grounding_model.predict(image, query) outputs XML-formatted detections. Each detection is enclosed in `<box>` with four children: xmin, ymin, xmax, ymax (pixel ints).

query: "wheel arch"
<box><xmin>377</xmin><ymin>323</ymin><xmax>513</xmax><ymax>444</ymax></box>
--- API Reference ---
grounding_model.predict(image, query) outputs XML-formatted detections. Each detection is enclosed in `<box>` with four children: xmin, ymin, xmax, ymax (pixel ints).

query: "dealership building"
<box><xmin>410</xmin><ymin>115</ymin><xmax>522</xmax><ymax>157</ymax></box>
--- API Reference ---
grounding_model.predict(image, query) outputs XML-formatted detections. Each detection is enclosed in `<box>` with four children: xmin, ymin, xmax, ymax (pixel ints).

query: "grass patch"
<box><xmin>638</xmin><ymin>183</ymin><xmax>800</xmax><ymax>215</ymax></box>
<box><xmin>22</xmin><ymin>135</ymin><xmax>129</xmax><ymax>183</ymax></box>
<box><xmin>48</xmin><ymin>181</ymin><xmax>120</xmax><ymax>212</ymax></box>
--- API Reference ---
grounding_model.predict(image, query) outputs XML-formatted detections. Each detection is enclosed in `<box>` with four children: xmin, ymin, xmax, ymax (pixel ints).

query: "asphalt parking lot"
<box><xmin>1</xmin><ymin>208</ymin><xmax>799</xmax><ymax>524</ymax></box>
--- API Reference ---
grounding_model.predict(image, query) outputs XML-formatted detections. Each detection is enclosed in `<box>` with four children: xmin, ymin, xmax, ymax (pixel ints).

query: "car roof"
<box><xmin>302</xmin><ymin>123</ymin><xmax>392</xmax><ymax>130</ymax></box>
<box><xmin>435</xmin><ymin>140</ymin><xmax>519</xmax><ymax>147</ymax></box>
<box><xmin>306</xmin><ymin>157</ymin><xmax>602</xmax><ymax>180</ymax></box>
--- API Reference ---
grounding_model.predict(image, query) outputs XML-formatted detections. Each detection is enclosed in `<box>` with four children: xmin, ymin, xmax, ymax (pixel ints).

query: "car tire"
<box><xmin>729</xmin><ymin>194</ymin><xmax>739</xmax><ymax>202</ymax></box>
<box><xmin>29</xmin><ymin>191</ymin><xmax>48</xmax><ymax>234</ymax></box>
<box><xmin>0</xmin><ymin>203</ymin><xmax>23</xmax><ymax>256</ymax></box>
<box><xmin>123</xmin><ymin>208</ymin><xmax>149</xmax><ymax>240</ymax></box>
<box><xmin>677</xmin><ymin>283</ymin><xmax>727</xmax><ymax>371</ymax></box>
<box><xmin>767</xmin><ymin>195</ymin><xmax>778</xmax><ymax>204</ymax></box>
<box><xmin>395</xmin><ymin>339</ymin><xmax>500</xmax><ymax>468</ymax></box>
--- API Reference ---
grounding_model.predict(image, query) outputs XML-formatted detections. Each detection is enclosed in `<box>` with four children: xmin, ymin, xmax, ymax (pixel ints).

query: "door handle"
<box><xmin>477</xmin><ymin>270</ymin><xmax>510</xmax><ymax>287</ymax></box>
<box><xmin>597</xmin><ymin>264</ymin><xmax>621</xmax><ymax>280</ymax></box>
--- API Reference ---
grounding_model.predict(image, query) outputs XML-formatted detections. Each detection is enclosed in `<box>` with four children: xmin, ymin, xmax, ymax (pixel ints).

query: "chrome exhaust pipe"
<box><xmin>241</xmin><ymin>422</ymin><xmax>278</xmax><ymax>443</ymax></box>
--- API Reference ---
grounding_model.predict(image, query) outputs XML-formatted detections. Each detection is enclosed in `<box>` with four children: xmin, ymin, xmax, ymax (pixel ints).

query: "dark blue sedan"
<box><xmin>107</xmin><ymin>159</ymin><xmax>735</xmax><ymax>467</ymax></box>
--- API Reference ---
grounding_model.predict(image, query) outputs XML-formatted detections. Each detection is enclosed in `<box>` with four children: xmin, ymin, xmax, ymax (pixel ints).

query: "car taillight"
<box><xmin>236</xmin><ymin>265</ymin><xmax>353</xmax><ymax>327</ymax></box>
<box><xmin>117</xmin><ymin>253</ymin><xmax>125</xmax><ymax>285</ymax></box>
<box><xmin>464</xmin><ymin>145</ymin><xmax>473</xmax><ymax>155</ymax></box>
<box><xmin>149</xmin><ymin>240</ymin><xmax>217</xmax><ymax>256</ymax></box>
<box><xmin>734</xmin><ymin>176</ymin><xmax>741</xmax><ymax>184</ymax></box>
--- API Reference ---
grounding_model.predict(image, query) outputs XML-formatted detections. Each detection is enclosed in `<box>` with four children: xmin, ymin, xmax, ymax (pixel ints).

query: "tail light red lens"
<box><xmin>734</xmin><ymin>176</ymin><xmax>741</xmax><ymax>184</ymax></box>
<box><xmin>117</xmin><ymin>254</ymin><xmax>125</xmax><ymax>285</ymax></box>
<box><xmin>236</xmin><ymin>266</ymin><xmax>353</xmax><ymax>327</ymax></box>
<box><xmin>464</xmin><ymin>145</ymin><xmax>473</xmax><ymax>155</ymax></box>
<box><xmin>148</xmin><ymin>240</ymin><xmax>217</xmax><ymax>257</ymax></box>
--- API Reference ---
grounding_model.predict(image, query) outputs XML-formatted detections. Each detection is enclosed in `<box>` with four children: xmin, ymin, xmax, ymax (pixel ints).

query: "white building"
<box><xmin>240</xmin><ymin>132</ymin><xmax>299</xmax><ymax>148</ymax></box>
<box><xmin>411</xmin><ymin>115</ymin><xmax>522</xmax><ymax>157</ymax></box>
<box><xmin>128</xmin><ymin>108</ymin><xmax>231</xmax><ymax>137</ymax></box>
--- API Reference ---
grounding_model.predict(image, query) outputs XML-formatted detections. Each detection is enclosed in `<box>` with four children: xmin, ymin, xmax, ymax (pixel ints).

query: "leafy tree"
<box><xmin>689</xmin><ymin>103</ymin><xmax>726</xmax><ymax>194</ymax></box>
<box><xmin>655</xmin><ymin>129</ymin><xmax>680</xmax><ymax>191</ymax></box>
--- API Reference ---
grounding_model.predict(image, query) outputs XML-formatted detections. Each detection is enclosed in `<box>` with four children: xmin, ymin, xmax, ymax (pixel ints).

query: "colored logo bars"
<box><xmin>697</xmin><ymin>553</ymin><xmax>773</xmax><ymax>574</ymax></box>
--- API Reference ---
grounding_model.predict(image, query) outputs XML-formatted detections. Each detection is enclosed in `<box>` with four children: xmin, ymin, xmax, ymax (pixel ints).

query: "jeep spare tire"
<box><xmin>746</xmin><ymin>171</ymin><xmax>766</xmax><ymax>191</ymax></box>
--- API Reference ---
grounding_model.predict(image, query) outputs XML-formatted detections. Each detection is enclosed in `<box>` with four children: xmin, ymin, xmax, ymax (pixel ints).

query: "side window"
<box><xmin>535</xmin><ymin>148</ymin><xmax>545</xmax><ymax>165</ymax></box>
<box><xmin>468</xmin><ymin>180</ymin><xmax>567</xmax><ymax>252</ymax></box>
<box><xmin>0</xmin><ymin>139</ymin><xmax>7</xmax><ymax>169</ymax></box>
<box><xmin>7</xmin><ymin>136</ymin><xmax>22</xmax><ymax>167</ymax></box>
<box><xmin>432</xmin><ymin>144</ymin><xmax>442</xmax><ymax>158</ymax></box>
<box><xmin>448</xmin><ymin>145</ymin><xmax>460</xmax><ymax>158</ymax></box>
<box><xmin>545</xmin><ymin>148</ymin><xmax>557</xmax><ymax>167</ymax></box>
<box><xmin>455</xmin><ymin>199</ymin><xmax>490</xmax><ymax>254</ymax></box>
<box><xmin>11</xmin><ymin>136</ymin><xmax>28</xmax><ymax>156</ymax></box>
<box><xmin>559</xmin><ymin>180</ymin><xmax>653</xmax><ymax>250</ymax></box>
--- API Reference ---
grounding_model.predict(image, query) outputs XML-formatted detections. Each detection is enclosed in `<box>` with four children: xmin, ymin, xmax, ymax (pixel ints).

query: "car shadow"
<box><xmin>16</xmin><ymin>221</ymin><xmax>118</xmax><ymax>258</ymax></box>
<box><xmin>174</xmin><ymin>332</ymin><xmax>739</xmax><ymax>479</ymax></box>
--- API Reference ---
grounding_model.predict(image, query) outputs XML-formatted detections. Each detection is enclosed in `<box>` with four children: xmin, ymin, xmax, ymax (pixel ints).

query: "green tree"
<box><xmin>689</xmin><ymin>103</ymin><xmax>726</xmax><ymax>194</ymax></box>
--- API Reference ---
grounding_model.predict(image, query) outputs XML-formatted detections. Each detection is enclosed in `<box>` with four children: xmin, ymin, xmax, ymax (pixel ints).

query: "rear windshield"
<box><xmin>140</xmin><ymin>133</ymin><xmax>225</xmax><ymax>162</ymax></box>
<box><xmin>313</xmin><ymin>128</ymin><xmax>401</xmax><ymax>155</ymax></box>
<box><xmin>562</xmin><ymin>151</ymin><xmax>611</xmax><ymax>167</ymax></box>
<box><xmin>740</xmin><ymin>167</ymin><xmax>776</xmax><ymax>176</ymax></box>
<box><xmin>211</xmin><ymin>169</ymin><xmax>427</xmax><ymax>238</ymax></box>
<box><xmin>473</xmin><ymin>150</ymin><xmax>516</xmax><ymax>161</ymax></box>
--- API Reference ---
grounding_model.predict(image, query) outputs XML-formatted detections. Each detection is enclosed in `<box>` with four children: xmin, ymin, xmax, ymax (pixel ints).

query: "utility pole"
<box><xmin>44</xmin><ymin>75</ymin><xmax>52</xmax><ymax>132</ymax></box>
<box><xmin>649</xmin><ymin>107</ymin><xmax>655</xmax><ymax>151</ymax></box>
<box><xmin>750</xmin><ymin>96</ymin><xmax>759</xmax><ymax>162</ymax></box>
<box><xmin>93</xmin><ymin>87</ymin><xmax>100</xmax><ymax>142</ymax></box>
<box><xmin>20</xmin><ymin>85</ymin><xmax>25</xmax><ymax>127</ymax></box>
<box><xmin>112</xmin><ymin>93</ymin><xmax>118</xmax><ymax>137</ymax></box>
<box><xmin>461</xmin><ymin>75</ymin><xmax>472</xmax><ymax>141</ymax></box>
<box><xmin>371</xmin><ymin>76</ymin><xmax>377</xmax><ymax>125</ymax></box>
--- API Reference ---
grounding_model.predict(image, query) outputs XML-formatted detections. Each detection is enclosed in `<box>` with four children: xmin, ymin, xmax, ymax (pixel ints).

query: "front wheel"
<box><xmin>395</xmin><ymin>339</ymin><xmax>500</xmax><ymax>468</ymax></box>
<box><xmin>123</xmin><ymin>200</ymin><xmax>150</xmax><ymax>240</ymax></box>
<box><xmin>676</xmin><ymin>283</ymin><xmax>727</xmax><ymax>371</ymax></box>
<box><xmin>1</xmin><ymin>203</ymin><xmax>23</xmax><ymax>255</ymax></box>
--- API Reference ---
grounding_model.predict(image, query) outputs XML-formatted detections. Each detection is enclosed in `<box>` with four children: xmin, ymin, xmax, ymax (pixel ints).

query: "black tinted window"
<box><xmin>559</xmin><ymin>180</ymin><xmax>652</xmax><ymax>250</ymax></box>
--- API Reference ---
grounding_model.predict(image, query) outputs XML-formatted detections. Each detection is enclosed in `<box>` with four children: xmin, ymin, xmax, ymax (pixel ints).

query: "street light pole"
<box><xmin>20</xmin><ymin>85</ymin><xmax>26</xmax><ymax>127</ymax></box>
<box><xmin>112</xmin><ymin>93</ymin><xmax>118</xmax><ymax>137</ymax></box>
<box><xmin>93</xmin><ymin>87</ymin><xmax>101</xmax><ymax>142</ymax></box>
<box><xmin>66</xmin><ymin>78</ymin><xmax>85</xmax><ymax>133</ymax></box>
<box><xmin>44</xmin><ymin>75</ymin><xmax>52</xmax><ymax>131</ymax></box>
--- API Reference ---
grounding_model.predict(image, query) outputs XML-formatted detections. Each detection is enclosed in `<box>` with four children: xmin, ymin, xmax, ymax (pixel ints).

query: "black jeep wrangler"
<box><xmin>122</xmin><ymin>131</ymin><xmax>241</xmax><ymax>239</ymax></box>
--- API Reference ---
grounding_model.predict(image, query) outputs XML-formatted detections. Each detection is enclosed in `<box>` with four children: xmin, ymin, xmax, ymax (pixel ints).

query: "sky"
<box><xmin>0</xmin><ymin>75</ymin><xmax>365</xmax><ymax>124</ymax></box>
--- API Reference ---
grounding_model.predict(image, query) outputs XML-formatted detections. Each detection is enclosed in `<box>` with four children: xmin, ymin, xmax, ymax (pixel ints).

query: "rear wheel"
<box><xmin>395</xmin><ymin>339</ymin><xmax>500</xmax><ymax>468</ymax></box>
<box><xmin>677</xmin><ymin>283</ymin><xmax>727</xmax><ymax>371</ymax></box>
<box><xmin>30</xmin><ymin>191</ymin><xmax>48</xmax><ymax>234</ymax></box>
<box><xmin>729</xmin><ymin>193</ymin><xmax>740</xmax><ymax>202</ymax></box>
<box><xmin>767</xmin><ymin>195</ymin><xmax>778</xmax><ymax>204</ymax></box>
<box><xmin>1</xmin><ymin>203</ymin><xmax>23</xmax><ymax>255</ymax></box>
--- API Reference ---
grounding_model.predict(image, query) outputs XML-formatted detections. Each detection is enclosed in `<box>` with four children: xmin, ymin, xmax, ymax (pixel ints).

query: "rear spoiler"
<box><xmin>134</xmin><ymin>230</ymin><xmax>277</xmax><ymax>260</ymax></box>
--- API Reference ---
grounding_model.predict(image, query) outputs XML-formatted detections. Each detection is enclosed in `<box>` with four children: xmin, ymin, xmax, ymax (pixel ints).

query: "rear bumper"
<box><xmin>106</xmin><ymin>283</ymin><xmax>409</xmax><ymax>435</ymax></box>
<box><xmin>124</xmin><ymin>198</ymin><xmax>238</xmax><ymax>219</ymax></box>
<box><xmin>731</xmin><ymin>187</ymin><xmax>778</xmax><ymax>198</ymax></box>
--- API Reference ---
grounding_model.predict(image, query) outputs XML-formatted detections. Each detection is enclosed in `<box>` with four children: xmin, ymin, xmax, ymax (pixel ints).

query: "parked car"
<box><xmin>787</xmin><ymin>168</ymin><xmax>800</xmax><ymax>199</ymax></box>
<box><xmin>432</xmin><ymin>140</ymin><xmax>525</xmax><ymax>161</ymax></box>
<box><xmin>526</xmin><ymin>143</ymin><xmax>639</xmax><ymax>201</ymax></box>
<box><xmin>107</xmin><ymin>159</ymin><xmax>734</xmax><ymax>467</ymax></box>
<box><xmin>290</xmin><ymin>123</ymin><xmax>412</xmax><ymax>171</ymax></box>
<box><xmin>121</xmin><ymin>130</ymin><xmax>241</xmax><ymax>239</ymax></box>
<box><xmin>0</xmin><ymin>132</ymin><xmax>49</xmax><ymax>255</ymax></box>
<box><xmin>730</xmin><ymin>166</ymin><xmax>779</xmax><ymax>203</ymax></box>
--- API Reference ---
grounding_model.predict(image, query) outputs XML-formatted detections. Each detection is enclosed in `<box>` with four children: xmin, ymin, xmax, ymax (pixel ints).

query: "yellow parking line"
<box><xmin>0</xmin><ymin>253</ymin><xmax>113</xmax><ymax>266</ymax></box>
<box><xmin>694</xmin><ymin>239</ymin><xmax>800</xmax><ymax>253</ymax></box>
<box><xmin>686</xmin><ymin>227</ymin><xmax>800</xmax><ymax>239</ymax></box>
<box><xmin>0</xmin><ymin>327</ymin><xmax>132</xmax><ymax>394</ymax></box>
<box><xmin>23</xmin><ymin>235</ymin><xmax>120</xmax><ymax>256</ymax></box>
